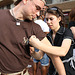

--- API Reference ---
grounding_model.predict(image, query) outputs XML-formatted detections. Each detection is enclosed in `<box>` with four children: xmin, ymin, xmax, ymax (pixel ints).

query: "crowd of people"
<box><xmin>0</xmin><ymin>0</ymin><xmax>75</xmax><ymax>75</ymax></box>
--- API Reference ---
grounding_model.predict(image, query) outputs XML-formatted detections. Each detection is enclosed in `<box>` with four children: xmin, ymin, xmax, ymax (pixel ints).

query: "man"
<box><xmin>0</xmin><ymin>0</ymin><xmax>65</xmax><ymax>75</ymax></box>
<box><xmin>0</xmin><ymin>0</ymin><xmax>46</xmax><ymax>75</ymax></box>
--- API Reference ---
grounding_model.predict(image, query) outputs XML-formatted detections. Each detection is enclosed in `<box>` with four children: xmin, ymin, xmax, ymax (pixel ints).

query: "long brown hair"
<box><xmin>69</xmin><ymin>7</ymin><xmax>75</xmax><ymax>21</ymax></box>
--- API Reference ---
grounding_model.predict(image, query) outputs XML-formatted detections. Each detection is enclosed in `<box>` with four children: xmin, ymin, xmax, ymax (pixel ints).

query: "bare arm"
<box><xmin>48</xmin><ymin>54</ymin><xmax>66</xmax><ymax>75</ymax></box>
<box><xmin>70</xmin><ymin>27</ymin><xmax>75</xmax><ymax>39</ymax></box>
<box><xmin>30</xmin><ymin>47</ymin><xmax>44</xmax><ymax>60</ymax></box>
<box><xmin>29</xmin><ymin>35</ymin><xmax>71</xmax><ymax>56</ymax></box>
<box><xmin>29</xmin><ymin>35</ymin><xmax>66</xmax><ymax>75</ymax></box>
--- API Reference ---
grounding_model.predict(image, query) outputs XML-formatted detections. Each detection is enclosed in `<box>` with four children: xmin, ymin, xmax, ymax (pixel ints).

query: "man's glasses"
<box><xmin>35</xmin><ymin>5</ymin><xmax>41</xmax><ymax>10</ymax></box>
<box><xmin>32</xmin><ymin>0</ymin><xmax>41</xmax><ymax>11</ymax></box>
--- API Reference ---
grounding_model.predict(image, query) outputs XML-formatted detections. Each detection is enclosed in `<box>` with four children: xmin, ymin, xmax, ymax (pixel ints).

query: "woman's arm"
<box><xmin>29</xmin><ymin>35</ymin><xmax>72</xmax><ymax>56</ymax></box>
<box><xmin>29</xmin><ymin>36</ymin><xmax>66</xmax><ymax>75</ymax></box>
<box><xmin>48</xmin><ymin>54</ymin><xmax>66</xmax><ymax>75</ymax></box>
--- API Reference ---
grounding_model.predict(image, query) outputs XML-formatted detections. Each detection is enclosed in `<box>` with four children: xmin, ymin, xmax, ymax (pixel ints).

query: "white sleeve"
<box><xmin>34</xmin><ymin>19</ymin><xmax>49</xmax><ymax>32</ymax></box>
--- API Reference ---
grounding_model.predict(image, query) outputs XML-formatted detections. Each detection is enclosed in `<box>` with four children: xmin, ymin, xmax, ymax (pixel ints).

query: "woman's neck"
<box><xmin>53</xmin><ymin>25</ymin><xmax>60</xmax><ymax>33</ymax></box>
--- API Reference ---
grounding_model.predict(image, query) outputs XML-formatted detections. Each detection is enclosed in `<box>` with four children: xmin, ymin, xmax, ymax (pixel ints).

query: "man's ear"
<box><xmin>22</xmin><ymin>0</ymin><xmax>28</xmax><ymax>4</ymax></box>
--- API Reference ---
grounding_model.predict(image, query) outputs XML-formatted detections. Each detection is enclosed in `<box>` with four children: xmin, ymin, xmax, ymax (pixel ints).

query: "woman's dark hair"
<box><xmin>46</xmin><ymin>6</ymin><xmax>65</xmax><ymax>26</ymax></box>
<box><xmin>69</xmin><ymin>7</ymin><xmax>75</xmax><ymax>21</ymax></box>
<box><xmin>14</xmin><ymin>0</ymin><xmax>22</xmax><ymax>5</ymax></box>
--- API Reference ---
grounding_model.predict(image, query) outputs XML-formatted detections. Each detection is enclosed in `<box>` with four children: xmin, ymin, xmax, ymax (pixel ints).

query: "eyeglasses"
<box><xmin>32</xmin><ymin>0</ymin><xmax>41</xmax><ymax>11</ymax></box>
<box><xmin>50</xmin><ymin>7</ymin><xmax>58</xmax><ymax>11</ymax></box>
<box><xmin>35</xmin><ymin>5</ymin><xmax>41</xmax><ymax>10</ymax></box>
<box><xmin>47</xmin><ymin>7</ymin><xmax>61</xmax><ymax>17</ymax></box>
<box><xmin>47</xmin><ymin>7</ymin><xmax>59</xmax><ymax>13</ymax></box>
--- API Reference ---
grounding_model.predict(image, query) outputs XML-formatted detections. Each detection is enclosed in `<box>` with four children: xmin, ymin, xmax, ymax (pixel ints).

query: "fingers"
<box><xmin>30</xmin><ymin>47</ymin><xmax>35</xmax><ymax>54</ymax></box>
<box><xmin>29</xmin><ymin>35</ymin><xmax>40</xmax><ymax>47</ymax></box>
<box><xmin>31</xmin><ymin>35</ymin><xmax>36</xmax><ymax>38</ymax></box>
<box><xmin>30</xmin><ymin>35</ymin><xmax>36</xmax><ymax>40</ymax></box>
<box><xmin>29</xmin><ymin>35</ymin><xmax>37</xmax><ymax>43</ymax></box>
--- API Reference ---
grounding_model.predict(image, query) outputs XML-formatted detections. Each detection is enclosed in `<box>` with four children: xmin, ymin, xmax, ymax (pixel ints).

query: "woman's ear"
<box><xmin>58</xmin><ymin>16</ymin><xmax>61</xmax><ymax>22</ymax></box>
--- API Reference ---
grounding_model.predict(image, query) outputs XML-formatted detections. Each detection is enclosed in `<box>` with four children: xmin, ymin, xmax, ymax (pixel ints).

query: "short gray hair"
<box><xmin>41</xmin><ymin>0</ymin><xmax>46</xmax><ymax>4</ymax></box>
<box><xmin>14</xmin><ymin>0</ymin><xmax>46</xmax><ymax>5</ymax></box>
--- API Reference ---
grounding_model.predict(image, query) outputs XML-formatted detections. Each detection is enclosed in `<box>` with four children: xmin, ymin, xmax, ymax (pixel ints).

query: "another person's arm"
<box><xmin>70</xmin><ymin>27</ymin><xmax>75</xmax><ymax>39</ymax></box>
<box><xmin>29</xmin><ymin>36</ymin><xmax>66</xmax><ymax>75</ymax></box>
<box><xmin>29</xmin><ymin>36</ymin><xmax>72</xmax><ymax>56</ymax></box>
<box><xmin>30</xmin><ymin>46</ymin><xmax>44</xmax><ymax>60</ymax></box>
<box><xmin>48</xmin><ymin>54</ymin><xmax>66</xmax><ymax>75</ymax></box>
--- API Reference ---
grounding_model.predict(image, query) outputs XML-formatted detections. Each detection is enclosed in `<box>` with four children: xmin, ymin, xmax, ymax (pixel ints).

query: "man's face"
<box><xmin>23</xmin><ymin>0</ymin><xmax>45</xmax><ymax>20</ymax></box>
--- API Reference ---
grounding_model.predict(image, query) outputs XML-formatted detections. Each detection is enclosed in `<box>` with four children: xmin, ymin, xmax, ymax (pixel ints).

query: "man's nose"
<box><xmin>36</xmin><ymin>11</ymin><xmax>40</xmax><ymax>16</ymax></box>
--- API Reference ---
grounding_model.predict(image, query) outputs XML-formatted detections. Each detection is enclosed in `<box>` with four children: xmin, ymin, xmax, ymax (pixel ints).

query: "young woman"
<box><xmin>29</xmin><ymin>6</ymin><xmax>74</xmax><ymax>75</ymax></box>
<box><xmin>68</xmin><ymin>7</ymin><xmax>75</xmax><ymax>57</ymax></box>
<box><xmin>45</xmin><ymin>6</ymin><xmax>74</xmax><ymax>75</ymax></box>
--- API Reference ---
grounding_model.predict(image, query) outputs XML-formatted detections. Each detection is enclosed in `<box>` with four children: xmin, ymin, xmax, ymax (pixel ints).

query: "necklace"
<box><xmin>10</xmin><ymin>9</ymin><xmax>24</xmax><ymax>26</ymax></box>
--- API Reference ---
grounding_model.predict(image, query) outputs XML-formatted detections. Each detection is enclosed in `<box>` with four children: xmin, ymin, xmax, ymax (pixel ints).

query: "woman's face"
<box><xmin>45</xmin><ymin>13</ymin><xmax>61</xmax><ymax>32</ymax></box>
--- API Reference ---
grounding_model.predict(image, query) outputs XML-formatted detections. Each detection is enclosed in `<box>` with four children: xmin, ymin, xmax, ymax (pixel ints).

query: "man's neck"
<box><xmin>10</xmin><ymin>8</ymin><xmax>24</xmax><ymax>21</ymax></box>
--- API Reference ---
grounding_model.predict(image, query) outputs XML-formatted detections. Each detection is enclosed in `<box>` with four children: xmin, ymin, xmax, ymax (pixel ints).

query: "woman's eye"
<box><xmin>50</xmin><ymin>18</ymin><xmax>53</xmax><ymax>20</ymax></box>
<box><xmin>46</xmin><ymin>18</ymin><xmax>53</xmax><ymax>21</ymax></box>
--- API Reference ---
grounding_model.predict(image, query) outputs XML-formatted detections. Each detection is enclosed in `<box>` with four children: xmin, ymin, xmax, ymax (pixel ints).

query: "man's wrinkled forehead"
<box><xmin>32</xmin><ymin>0</ymin><xmax>46</xmax><ymax>4</ymax></box>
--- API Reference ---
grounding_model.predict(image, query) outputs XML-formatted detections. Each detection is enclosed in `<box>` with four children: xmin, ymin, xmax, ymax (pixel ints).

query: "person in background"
<box><xmin>40</xmin><ymin>4</ymin><xmax>49</xmax><ymax>22</ymax></box>
<box><xmin>68</xmin><ymin>7</ymin><xmax>75</xmax><ymax>72</ymax></box>
<box><xmin>68</xmin><ymin>7</ymin><xmax>75</xmax><ymax>57</ymax></box>
<box><xmin>29</xmin><ymin>6</ymin><xmax>74</xmax><ymax>75</ymax></box>
<box><xmin>33</xmin><ymin>15</ymin><xmax>50</xmax><ymax>75</ymax></box>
